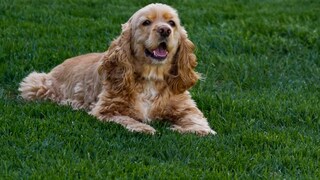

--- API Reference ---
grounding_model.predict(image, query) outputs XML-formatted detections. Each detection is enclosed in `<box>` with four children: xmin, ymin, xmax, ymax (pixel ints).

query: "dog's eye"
<box><xmin>168</xmin><ymin>20</ymin><xmax>176</xmax><ymax>27</ymax></box>
<box><xmin>142</xmin><ymin>20</ymin><xmax>151</xmax><ymax>26</ymax></box>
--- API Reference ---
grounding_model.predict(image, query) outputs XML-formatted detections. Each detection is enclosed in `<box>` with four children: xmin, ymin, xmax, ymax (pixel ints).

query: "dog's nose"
<box><xmin>157</xmin><ymin>26</ymin><xmax>171</xmax><ymax>37</ymax></box>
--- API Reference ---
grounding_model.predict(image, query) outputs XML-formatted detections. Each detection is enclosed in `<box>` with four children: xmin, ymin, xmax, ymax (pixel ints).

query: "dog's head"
<box><xmin>100</xmin><ymin>4</ymin><xmax>199</xmax><ymax>93</ymax></box>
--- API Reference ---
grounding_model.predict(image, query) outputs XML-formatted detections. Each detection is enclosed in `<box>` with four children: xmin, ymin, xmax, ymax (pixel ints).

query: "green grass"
<box><xmin>1</xmin><ymin>0</ymin><xmax>320</xmax><ymax>178</ymax></box>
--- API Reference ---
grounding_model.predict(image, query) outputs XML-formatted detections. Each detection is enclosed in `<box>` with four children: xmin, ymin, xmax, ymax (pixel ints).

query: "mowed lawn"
<box><xmin>1</xmin><ymin>0</ymin><xmax>319</xmax><ymax>178</ymax></box>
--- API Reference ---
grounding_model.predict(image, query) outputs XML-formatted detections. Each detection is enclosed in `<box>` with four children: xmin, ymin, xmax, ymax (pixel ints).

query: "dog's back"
<box><xmin>19</xmin><ymin>53</ymin><xmax>104</xmax><ymax>110</ymax></box>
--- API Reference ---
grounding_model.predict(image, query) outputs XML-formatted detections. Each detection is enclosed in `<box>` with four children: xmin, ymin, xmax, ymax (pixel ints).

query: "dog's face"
<box><xmin>102</xmin><ymin>3</ymin><xmax>198</xmax><ymax>92</ymax></box>
<box><xmin>129</xmin><ymin>4</ymin><xmax>181</xmax><ymax>65</ymax></box>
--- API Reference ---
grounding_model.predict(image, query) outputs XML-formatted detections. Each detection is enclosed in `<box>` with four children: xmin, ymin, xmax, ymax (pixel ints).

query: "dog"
<box><xmin>19</xmin><ymin>3</ymin><xmax>216</xmax><ymax>136</ymax></box>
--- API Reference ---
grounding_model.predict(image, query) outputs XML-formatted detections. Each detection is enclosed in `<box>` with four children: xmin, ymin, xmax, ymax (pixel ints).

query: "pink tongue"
<box><xmin>153</xmin><ymin>47</ymin><xmax>168</xmax><ymax>58</ymax></box>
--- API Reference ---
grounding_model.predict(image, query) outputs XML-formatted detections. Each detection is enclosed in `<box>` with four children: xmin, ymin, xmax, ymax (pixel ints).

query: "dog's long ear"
<box><xmin>99</xmin><ymin>20</ymin><xmax>134</xmax><ymax>93</ymax></box>
<box><xmin>166</xmin><ymin>28</ymin><xmax>200</xmax><ymax>94</ymax></box>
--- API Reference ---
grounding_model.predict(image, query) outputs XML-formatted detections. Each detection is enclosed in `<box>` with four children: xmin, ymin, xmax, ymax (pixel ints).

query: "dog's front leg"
<box><xmin>89</xmin><ymin>97</ymin><xmax>156</xmax><ymax>134</ymax></box>
<box><xmin>103</xmin><ymin>115</ymin><xmax>156</xmax><ymax>135</ymax></box>
<box><xmin>167</xmin><ymin>94</ymin><xmax>217</xmax><ymax>136</ymax></box>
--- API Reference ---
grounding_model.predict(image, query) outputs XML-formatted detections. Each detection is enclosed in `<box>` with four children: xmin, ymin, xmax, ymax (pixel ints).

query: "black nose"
<box><xmin>157</xmin><ymin>26</ymin><xmax>171</xmax><ymax>37</ymax></box>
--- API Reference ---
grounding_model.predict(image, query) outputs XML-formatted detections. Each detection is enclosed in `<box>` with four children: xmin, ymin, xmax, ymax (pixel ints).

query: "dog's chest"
<box><xmin>136</xmin><ymin>82</ymin><xmax>159</xmax><ymax>122</ymax></box>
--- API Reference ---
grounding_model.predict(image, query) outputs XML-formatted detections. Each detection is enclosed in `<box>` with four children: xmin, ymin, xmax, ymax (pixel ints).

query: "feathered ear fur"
<box><xmin>167</xmin><ymin>28</ymin><xmax>200</xmax><ymax>94</ymax></box>
<box><xmin>99</xmin><ymin>20</ymin><xmax>134</xmax><ymax>93</ymax></box>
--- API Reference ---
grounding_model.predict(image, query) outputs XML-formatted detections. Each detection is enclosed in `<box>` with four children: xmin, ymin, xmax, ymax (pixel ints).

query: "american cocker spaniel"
<box><xmin>19</xmin><ymin>3</ymin><xmax>216</xmax><ymax>136</ymax></box>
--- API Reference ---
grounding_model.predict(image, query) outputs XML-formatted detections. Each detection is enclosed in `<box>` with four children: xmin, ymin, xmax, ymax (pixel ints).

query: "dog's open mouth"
<box><xmin>145</xmin><ymin>42</ymin><xmax>168</xmax><ymax>61</ymax></box>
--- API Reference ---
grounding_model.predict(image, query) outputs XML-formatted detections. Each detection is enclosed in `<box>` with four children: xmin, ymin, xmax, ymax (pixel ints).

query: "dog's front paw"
<box><xmin>171</xmin><ymin>125</ymin><xmax>217</xmax><ymax>136</ymax></box>
<box><xmin>126</xmin><ymin>123</ymin><xmax>156</xmax><ymax>135</ymax></box>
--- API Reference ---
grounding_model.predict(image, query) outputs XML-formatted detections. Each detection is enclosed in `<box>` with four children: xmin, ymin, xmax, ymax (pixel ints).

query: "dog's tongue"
<box><xmin>153</xmin><ymin>46</ymin><xmax>168</xmax><ymax>58</ymax></box>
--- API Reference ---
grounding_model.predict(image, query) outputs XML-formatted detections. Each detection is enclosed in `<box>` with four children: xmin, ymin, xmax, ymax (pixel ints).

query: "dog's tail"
<box><xmin>19</xmin><ymin>71</ymin><xmax>57</xmax><ymax>101</ymax></box>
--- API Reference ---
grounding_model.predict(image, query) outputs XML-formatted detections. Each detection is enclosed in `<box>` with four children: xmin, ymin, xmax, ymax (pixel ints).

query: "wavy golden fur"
<box><xmin>19</xmin><ymin>3</ymin><xmax>216</xmax><ymax>135</ymax></box>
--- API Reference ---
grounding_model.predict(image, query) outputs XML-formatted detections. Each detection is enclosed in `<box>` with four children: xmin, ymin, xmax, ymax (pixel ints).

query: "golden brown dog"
<box><xmin>19</xmin><ymin>3</ymin><xmax>216</xmax><ymax>136</ymax></box>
